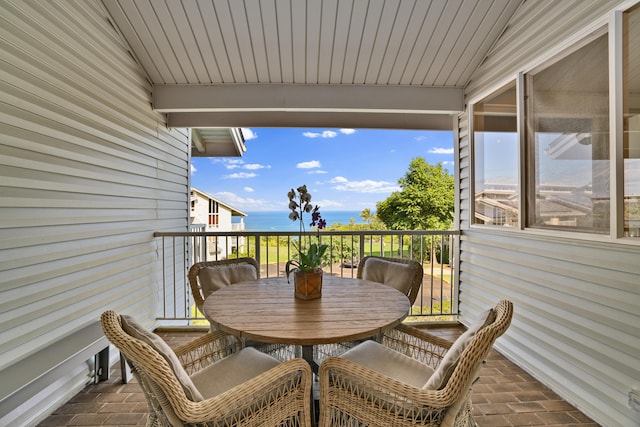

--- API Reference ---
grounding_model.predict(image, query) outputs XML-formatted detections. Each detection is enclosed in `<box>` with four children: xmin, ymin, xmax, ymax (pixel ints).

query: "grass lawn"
<box><xmin>189</xmin><ymin>305</ymin><xmax>210</xmax><ymax>326</ymax></box>
<box><xmin>248</xmin><ymin>245</ymin><xmax>417</xmax><ymax>264</ymax></box>
<box><xmin>405</xmin><ymin>300</ymin><xmax>454</xmax><ymax>322</ymax></box>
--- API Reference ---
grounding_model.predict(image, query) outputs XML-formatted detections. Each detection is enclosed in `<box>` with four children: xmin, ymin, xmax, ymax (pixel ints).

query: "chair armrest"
<box><xmin>174</xmin><ymin>330</ymin><xmax>244</xmax><ymax>375</ymax></box>
<box><xmin>175</xmin><ymin>358</ymin><xmax>313</xmax><ymax>425</ymax></box>
<box><xmin>381</xmin><ymin>324</ymin><xmax>452</xmax><ymax>370</ymax></box>
<box><xmin>319</xmin><ymin>356</ymin><xmax>456</xmax><ymax>426</ymax></box>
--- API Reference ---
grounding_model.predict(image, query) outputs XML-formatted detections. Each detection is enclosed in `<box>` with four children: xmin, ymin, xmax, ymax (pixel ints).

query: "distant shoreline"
<box><xmin>236</xmin><ymin>210</ymin><xmax>371</xmax><ymax>232</ymax></box>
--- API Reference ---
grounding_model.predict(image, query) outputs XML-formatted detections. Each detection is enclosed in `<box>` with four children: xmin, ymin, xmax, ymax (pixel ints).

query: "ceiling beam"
<box><xmin>191</xmin><ymin>129</ymin><xmax>206</xmax><ymax>154</ymax></box>
<box><xmin>168</xmin><ymin>111</ymin><xmax>456</xmax><ymax>131</ymax></box>
<box><xmin>153</xmin><ymin>84</ymin><xmax>464</xmax><ymax>115</ymax></box>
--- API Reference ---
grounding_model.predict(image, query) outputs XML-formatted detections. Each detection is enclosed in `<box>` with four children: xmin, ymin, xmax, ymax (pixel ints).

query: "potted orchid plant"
<box><xmin>285</xmin><ymin>185</ymin><xmax>328</xmax><ymax>299</ymax></box>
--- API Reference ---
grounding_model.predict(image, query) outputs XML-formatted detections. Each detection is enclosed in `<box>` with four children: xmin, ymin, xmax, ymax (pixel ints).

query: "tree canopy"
<box><xmin>376</xmin><ymin>158</ymin><xmax>454</xmax><ymax>230</ymax></box>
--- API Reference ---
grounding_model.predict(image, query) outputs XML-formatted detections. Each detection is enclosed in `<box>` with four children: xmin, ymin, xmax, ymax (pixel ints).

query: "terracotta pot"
<box><xmin>294</xmin><ymin>268</ymin><xmax>323</xmax><ymax>300</ymax></box>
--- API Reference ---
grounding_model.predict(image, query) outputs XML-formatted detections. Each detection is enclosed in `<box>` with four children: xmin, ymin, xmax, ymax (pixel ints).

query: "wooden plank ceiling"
<box><xmin>103</xmin><ymin>0</ymin><xmax>523</xmax><ymax>153</ymax></box>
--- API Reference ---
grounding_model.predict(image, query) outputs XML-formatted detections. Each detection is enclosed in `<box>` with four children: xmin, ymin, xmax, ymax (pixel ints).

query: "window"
<box><xmin>473</xmin><ymin>82</ymin><xmax>518</xmax><ymax>226</ymax></box>
<box><xmin>624</xmin><ymin>5</ymin><xmax>640</xmax><ymax>237</ymax></box>
<box><xmin>208</xmin><ymin>200</ymin><xmax>219</xmax><ymax>226</ymax></box>
<box><xmin>525</xmin><ymin>34</ymin><xmax>610</xmax><ymax>233</ymax></box>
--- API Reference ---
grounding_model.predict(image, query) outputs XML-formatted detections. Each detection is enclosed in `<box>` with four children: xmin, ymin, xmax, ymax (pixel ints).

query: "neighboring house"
<box><xmin>1</xmin><ymin>1</ymin><xmax>638</xmax><ymax>427</ymax></box>
<box><xmin>189</xmin><ymin>188</ymin><xmax>246</xmax><ymax>260</ymax></box>
<box><xmin>475</xmin><ymin>184</ymin><xmax>613</xmax><ymax>229</ymax></box>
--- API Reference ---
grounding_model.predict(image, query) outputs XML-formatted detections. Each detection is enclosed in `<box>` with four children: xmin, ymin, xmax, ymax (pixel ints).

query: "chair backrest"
<box><xmin>357</xmin><ymin>256</ymin><xmax>423</xmax><ymax>305</ymax></box>
<box><xmin>100</xmin><ymin>310</ymin><xmax>197</xmax><ymax>426</ymax></box>
<box><xmin>439</xmin><ymin>300</ymin><xmax>513</xmax><ymax>411</ymax></box>
<box><xmin>188</xmin><ymin>257</ymin><xmax>260</xmax><ymax>310</ymax></box>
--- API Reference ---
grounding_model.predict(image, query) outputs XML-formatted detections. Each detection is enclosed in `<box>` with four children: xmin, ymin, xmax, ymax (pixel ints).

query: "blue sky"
<box><xmin>190</xmin><ymin>128</ymin><xmax>454</xmax><ymax>212</ymax></box>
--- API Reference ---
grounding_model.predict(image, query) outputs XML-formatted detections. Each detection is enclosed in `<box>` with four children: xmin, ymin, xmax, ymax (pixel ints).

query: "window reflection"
<box><xmin>473</xmin><ymin>83</ymin><xmax>518</xmax><ymax>226</ymax></box>
<box><xmin>526</xmin><ymin>34</ymin><xmax>610</xmax><ymax>233</ymax></box>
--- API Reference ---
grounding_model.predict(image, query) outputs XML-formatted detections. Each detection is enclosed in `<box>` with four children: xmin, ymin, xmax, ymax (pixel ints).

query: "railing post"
<box><xmin>254</xmin><ymin>235</ymin><xmax>261</xmax><ymax>267</ymax></box>
<box><xmin>451</xmin><ymin>233</ymin><xmax>460</xmax><ymax>315</ymax></box>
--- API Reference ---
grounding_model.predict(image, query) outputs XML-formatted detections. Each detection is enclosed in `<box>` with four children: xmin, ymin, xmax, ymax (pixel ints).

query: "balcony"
<box><xmin>42</xmin><ymin>229</ymin><xmax>578</xmax><ymax>426</ymax></box>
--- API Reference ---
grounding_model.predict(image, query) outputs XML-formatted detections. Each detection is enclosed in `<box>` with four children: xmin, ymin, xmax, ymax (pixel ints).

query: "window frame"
<box><xmin>469</xmin><ymin>81</ymin><xmax>521</xmax><ymax>229</ymax></box>
<box><xmin>469</xmin><ymin>10</ymin><xmax>638</xmax><ymax>243</ymax></box>
<box><xmin>524</xmin><ymin>31</ymin><xmax>610</xmax><ymax>235</ymax></box>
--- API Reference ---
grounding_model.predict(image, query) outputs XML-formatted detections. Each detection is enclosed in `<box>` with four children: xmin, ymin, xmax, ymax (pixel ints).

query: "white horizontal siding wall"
<box><xmin>459</xmin><ymin>1</ymin><xmax>640</xmax><ymax>426</ymax></box>
<box><xmin>465</xmin><ymin>0</ymin><xmax>620</xmax><ymax>95</ymax></box>
<box><xmin>0</xmin><ymin>1</ymin><xmax>189</xmax><ymax>425</ymax></box>
<box><xmin>457</xmin><ymin>230</ymin><xmax>639</xmax><ymax>426</ymax></box>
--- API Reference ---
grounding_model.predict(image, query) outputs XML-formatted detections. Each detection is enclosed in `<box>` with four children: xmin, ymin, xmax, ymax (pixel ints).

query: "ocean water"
<box><xmin>236</xmin><ymin>211</ymin><xmax>367</xmax><ymax>231</ymax></box>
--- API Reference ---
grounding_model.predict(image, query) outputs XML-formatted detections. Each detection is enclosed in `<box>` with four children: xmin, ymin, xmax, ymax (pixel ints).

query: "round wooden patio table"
<box><xmin>202</xmin><ymin>275</ymin><xmax>411</xmax><ymax>372</ymax></box>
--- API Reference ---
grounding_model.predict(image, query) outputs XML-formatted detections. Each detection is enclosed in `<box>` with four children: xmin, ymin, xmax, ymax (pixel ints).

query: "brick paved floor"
<box><xmin>38</xmin><ymin>326</ymin><xmax>601</xmax><ymax>427</ymax></box>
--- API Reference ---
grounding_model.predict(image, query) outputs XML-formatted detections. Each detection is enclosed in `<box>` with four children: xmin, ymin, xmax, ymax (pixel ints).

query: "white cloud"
<box><xmin>308</xmin><ymin>170</ymin><xmax>328</xmax><ymax>174</ymax></box>
<box><xmin>330</xmin><ymin>177</ymin><xmax>399</xmax><ymax>193</ymax></box>
<box><xmin>224</xmin><ymin>172</ymin><xmax>257</xmax><ymax>179</ymax></box>
<box><xmin>429</xmin><ymin>147</ymin><xmax>454</xmax><ymax>154</ymax></box>
<box><xmin>303</xmin><ymin>130</ymin><xmax>338</xmax><ymax>138</ymax></box>
<box><xmin>213</xmin><ymin>191</ymin><xmax>270</xmax><ymax>211</ymax></box>
<box><xmin>314</xmin><ymin>199</ymin><xmax>343</xmax><ymax>209</ymax></box>
<box><xmin>190</xmin><ymin>164</ymin><xmax>197</xmax><ymax>175</ymax></box>
<box><xmin>244</xmin><ymin>163</ymin><xmax>270</xmax><ymax>170</ymax></box>
<box><xmin>244</xmin><ymin>187</ymin><xmax>254</xmax><ymax>192</ymax></box>
<box><xmin>297</xmin><ymin>160</ymin><xmax>321</xmax><ymax>169</ymax></box>
<box><xmin>212</xmin><ymin>158</ymin><xmax>244</xmax><ymax>169</ymax></box>
<box><xmin>303</xmin><ymin>129</ymin><xmax>353</xmax><ymax>138</ymax></box>
<box><xmin>212</xmin><ymin>158</ymin><xmax>271</xmax><ymax>170</ymax></box>
<box><xmin>241</xmin><ymin>128</ymin><xmax>257</xmax><ymax>140</ymax></box>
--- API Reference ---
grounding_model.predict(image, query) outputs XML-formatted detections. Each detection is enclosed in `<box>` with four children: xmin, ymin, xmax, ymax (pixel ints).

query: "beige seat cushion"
<box><xmin>341</xmin><ymin>340</ymin><xmax>435</xmax><ymax>388</ymax></box>
<box><xmin>361</xmin><ymin>258</ymin><xmax>414</xmax><ymax>296</ymax></box>
<box><xmin>198</xmin><ymin>264</ymin><xmax>257</xmax><ymax>299</ymax></box>
<box><xmin>422</xmin><ymin>308</ymin><xmax>496</xmax><ymax>390</ymax></box>
<box><xmin>190</xmin><ymin>347</ymin><xmax>281</xmax><ymax>398</ymax></box>
<box><xmin>120</xmin><ymin>315</ymin><xmax>203</xmax><ymax>401</ymax></box>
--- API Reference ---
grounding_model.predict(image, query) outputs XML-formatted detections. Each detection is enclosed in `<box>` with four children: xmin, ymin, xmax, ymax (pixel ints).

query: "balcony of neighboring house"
<box><xmin>232</xmin><ymin>218</ymin><xmax>245</xmax><ymax>231</ymax></box>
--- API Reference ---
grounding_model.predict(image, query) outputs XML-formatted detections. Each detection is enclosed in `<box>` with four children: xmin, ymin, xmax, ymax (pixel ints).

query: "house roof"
<box><xmin>103</xmin><ymin>0</ymin><xmax>523</xmax><ymax>131</ymax></box>
<box><xmin>191</xmin><ymin>127</ymin><xmax>246</xmax><ymax>158</ymax></box>
<box><xmin>191</xmin><ymin>188</ymin><xmax>247</xmax><ymax>217</ymax></box>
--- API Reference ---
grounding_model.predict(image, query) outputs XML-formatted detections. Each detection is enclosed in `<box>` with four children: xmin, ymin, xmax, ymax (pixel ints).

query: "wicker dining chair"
<box><xmin>318</xmin><ymin>300</ymin><xmax>513</xmax><ymax>427</ymax></box>
<box><xmin>357</xmin><ymin>256</ymin><xmax>424</xmax><ymax>305</ymax></box>
<box><xmin>101</xmin><ymin>310</ymin><xmax>313</xmax><ymax>427</ymax></box>
<box><xmin>188</xmin><ymin>257</ymin><xmax>296</xmax><ymax>361</ymax></box>
<box><xmin>187</xmin><ymin>258</ymin><xmax>258</xmax><ymax>334</ymax></box>
<box><xmin>188</xmin><ymin>257</ymin><xmax>261</xmax><ymax>319</ymax></box>
<box><xmin>316</xmin><ymin>256</ymin><xmax>423</xmax><ymax>361</ymax></box>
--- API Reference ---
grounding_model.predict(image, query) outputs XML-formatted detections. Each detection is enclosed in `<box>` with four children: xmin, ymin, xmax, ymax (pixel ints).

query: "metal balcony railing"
<box><xmin>154</xmin><ymin>229</ymin><xmax>460</xmax><ymax>326</ymax></box>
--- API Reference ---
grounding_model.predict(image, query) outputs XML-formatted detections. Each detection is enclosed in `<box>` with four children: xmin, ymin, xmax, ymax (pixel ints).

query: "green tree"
<box><xmin>360</xmin><ymin>208</ymin><xmax>372</xmax><ymax>225</ymax></box>
<box><xmin>377</xmin><ymin>158</ymin><xmax>454</xmax><ymax>230</ymax></box>
<box><xmin>359</xmin><ymin>208</ymin><xmax>386</xmax><ymax>230</ymax></box>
